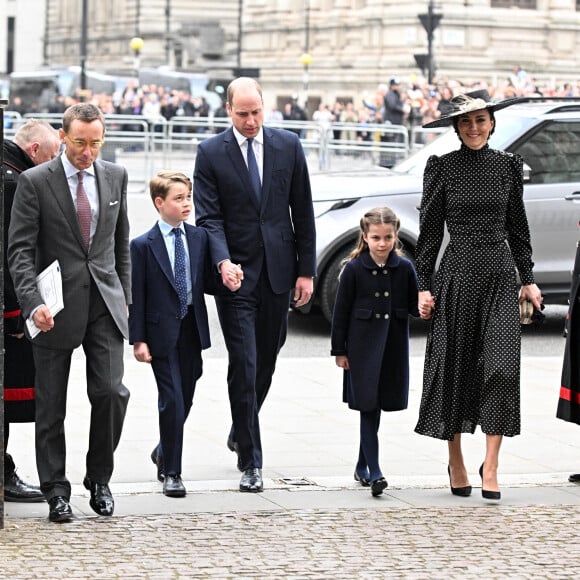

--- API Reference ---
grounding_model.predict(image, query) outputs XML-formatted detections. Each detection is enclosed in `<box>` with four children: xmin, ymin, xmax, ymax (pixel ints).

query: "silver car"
<box><xmin>308</xmin><ymin>99</ymin><xmax>580</xmax><ymax>322</ymax></box>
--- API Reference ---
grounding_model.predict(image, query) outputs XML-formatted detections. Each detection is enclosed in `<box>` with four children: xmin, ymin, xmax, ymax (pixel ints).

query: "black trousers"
<box><xmin>151</xmin><ymin>307</ymin><xmax>202</xmax><ymax>476</ymax></box>
<box><xmin>215</xmin><ymin>271</ymin><xmax>291</xmax><ymax>470</ymax></box>
<box><xmin>32</xmin><ymin>283</ymin><xmax>129</xmax><ymax>500</ymax></box>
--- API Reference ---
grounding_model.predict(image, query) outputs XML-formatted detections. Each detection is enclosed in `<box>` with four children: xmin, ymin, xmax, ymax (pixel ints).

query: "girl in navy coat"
<box><xmin>331</xmin><ymin>207</ymin><xmax>419</xmax><ymax>496</ymax></box>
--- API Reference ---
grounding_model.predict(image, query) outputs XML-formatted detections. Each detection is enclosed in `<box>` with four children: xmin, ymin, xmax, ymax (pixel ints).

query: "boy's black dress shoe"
<box><xmin>163</xmin><ymin>475</ymin><xmax>186</xmax><ymax>498</ymax></box>
<box><xmin>371</xmin><ymin>477</ymin><xmax>388</xmax><ymax>497</ymax></box>
<box><xmin>48</xmin><ymin>496</ymin><xmax>73</xmax><ymax>523</ymax></box>
<box><xmin>569</xmin><ymin>473</ymin><xmax>580</xmax><ymax>483</ymax></box>
<box><xmin>239</xmin><ymin>468</ymin><xmax>263</xmax><ymax>493</ymax></box>
<box><xmin>83</xmin><ymin>477</ymin><xmax>115</xmax><ymax>516</ymax></box>
<box><xmin>151</xmin><ymin>447</ymin><xmax>164</xmax><ymax>482</ymax></box>
<box><xmin>4</xmin><ymin>470</ymin><xmax>44</xmax><ymax>502</ymax></box>
<box><xmin>227</xmin><ymin>437</ymin><xmax>243</xmax><ymax>472</ymax></box>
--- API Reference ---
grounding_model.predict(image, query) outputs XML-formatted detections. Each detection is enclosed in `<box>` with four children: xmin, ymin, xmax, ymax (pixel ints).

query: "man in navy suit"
<box><xmin>129</xmin><ymin>171</ymin><xmax>213</xmax><ymax>498</ymax></box>
<box><xmin>194</xmin><ymin>77</ymin><xmax>316</xmax><ymax>492</ymax></box>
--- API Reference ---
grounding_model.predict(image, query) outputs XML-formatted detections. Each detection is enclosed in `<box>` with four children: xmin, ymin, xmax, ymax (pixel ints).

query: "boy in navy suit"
<box><xmin>129</xmin><ymin>171</ymin><xmax>213</xmax><ymax>497</ymax></box>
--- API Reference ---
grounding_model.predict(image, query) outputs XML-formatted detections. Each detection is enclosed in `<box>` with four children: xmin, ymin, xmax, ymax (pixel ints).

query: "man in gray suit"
<box><xmin>8</xmin><ymin>103</ymin><xmax>131</xmax><ymax>523</ymax></box>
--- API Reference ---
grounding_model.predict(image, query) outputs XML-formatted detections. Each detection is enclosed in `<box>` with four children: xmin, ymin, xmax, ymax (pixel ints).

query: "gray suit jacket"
<box><xmin>7</xmin><ymin>156</ymin><xmax>131</xmax><ymax>349</ymax></box>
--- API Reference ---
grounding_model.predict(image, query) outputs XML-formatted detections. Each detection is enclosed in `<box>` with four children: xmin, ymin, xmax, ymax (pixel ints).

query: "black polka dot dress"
<box><xmin>414</xmin><ymin>144</ymin><xmax>535</xmax><ymax>441</ymax></box>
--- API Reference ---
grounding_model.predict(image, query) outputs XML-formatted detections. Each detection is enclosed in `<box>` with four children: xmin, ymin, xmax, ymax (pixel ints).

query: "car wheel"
<box><xmin>319</xmin><ymin>241</ymin><xmax>416</xmax><ymax>324</ymax></box>
<box><xmin>320</xmin><ymin>245</ymin><xmax>355</xmax><ymax>323</ymax></box>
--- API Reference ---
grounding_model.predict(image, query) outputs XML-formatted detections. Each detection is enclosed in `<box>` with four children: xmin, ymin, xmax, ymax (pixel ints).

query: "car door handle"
<box><xmin>564</xmin><ymin>192</ymin><xmax>580</xmax><ymax>200</ymax></box>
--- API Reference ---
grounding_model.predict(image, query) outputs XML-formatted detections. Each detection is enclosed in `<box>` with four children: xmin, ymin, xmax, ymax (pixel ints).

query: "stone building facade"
<box><xmin>5</xmin><ymin>0</ymin><xmax>580</xmax><ymax>108</ymax></box>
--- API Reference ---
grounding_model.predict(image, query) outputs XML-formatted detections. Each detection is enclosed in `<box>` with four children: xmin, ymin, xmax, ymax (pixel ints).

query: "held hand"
<box><xmin>519</xmin><ymin>283</ymin><xmax>543</xmax><ymax>311</ymax></box>
<box><xmin>335</xmin><ymin>355</ymin><xmax>350</xmax><ymax>370</ymax></box>
<box><xmin>220</xmin><ymin>260</ymin><xmax>244</xmax><ymax>292</ymax></box>
<box><xmin>418</xmin><ymin>290</ymin><xmax>435</xmax><ymax>320</ymax></box>
<box><xmin>133</xmin><ymin>342</ymin><xmax>152</xmax><ymax>363</ymax></box>
<box><xmin>32</xmin><ymin>305</ymin><xmax>54</xmax><ymax>332</ymax></box>
<box><xmin>293</xmin><ymin>276</ymin><xmax>314</xmax><ymax>308</ymax></box>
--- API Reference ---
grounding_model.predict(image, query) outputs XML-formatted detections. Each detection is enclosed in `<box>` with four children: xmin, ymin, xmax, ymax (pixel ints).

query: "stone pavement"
<box><xmin>3</xmin><ymin>354</ymin><xmax>580</xmax><ymax>577</ymax></box>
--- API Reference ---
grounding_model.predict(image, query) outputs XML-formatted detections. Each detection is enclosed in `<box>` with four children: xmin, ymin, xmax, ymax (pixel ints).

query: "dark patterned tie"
<box><xmin>246</xmin><ymin>138</ymin><xmax>262</xmax><ymax>203</ymax></box>
<box><xmin>172</xmin><ymin>228</ymin><xmax>188</xmax><ymax>319</ymax></box>
<box><xmin>76</xmin><ymin>171</ymin><xmax>91</xmax><ymax>250</ymax></box>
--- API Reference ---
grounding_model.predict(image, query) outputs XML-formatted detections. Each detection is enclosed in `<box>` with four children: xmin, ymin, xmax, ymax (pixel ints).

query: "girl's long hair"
<box><xmin>346</xmin><ymin>206</ymin><xmax>402</xmax><ymax>264</ymax></box>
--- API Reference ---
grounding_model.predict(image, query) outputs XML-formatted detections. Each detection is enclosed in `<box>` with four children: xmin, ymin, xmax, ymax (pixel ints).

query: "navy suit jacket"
<box><xmin>128</xmin><ymin>222</ymin><xmax>212</xmax><ymax>358</ymax></box>
<box><xmin>193</xmin><ymin>126</ymin><xmax>316</xmax><ymax>295</ymax></box>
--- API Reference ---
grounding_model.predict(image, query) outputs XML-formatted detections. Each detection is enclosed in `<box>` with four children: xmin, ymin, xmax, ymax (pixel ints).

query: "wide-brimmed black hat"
<box><xmin>423</xmin><ymin>89</ymin><xmax>518</xmax><ymax>129</ymax></box>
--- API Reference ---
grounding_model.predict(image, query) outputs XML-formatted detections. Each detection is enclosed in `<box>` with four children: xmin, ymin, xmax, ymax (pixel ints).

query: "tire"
<box><xmin>320</xmin><ymin>245</ymin><xmax>354</xmax><ymax>323</ymax></box>
<box><xmin>319</xmin><ymin>240</ymin><xmax>416</xmax><ymax>324</ymax></box>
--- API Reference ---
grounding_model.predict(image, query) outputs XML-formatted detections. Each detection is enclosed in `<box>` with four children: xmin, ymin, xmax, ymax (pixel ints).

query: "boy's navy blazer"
<box><xmin>128</xmin><ymin>221</ymin><xmax>212</xmax><ymax>358</ymax></box>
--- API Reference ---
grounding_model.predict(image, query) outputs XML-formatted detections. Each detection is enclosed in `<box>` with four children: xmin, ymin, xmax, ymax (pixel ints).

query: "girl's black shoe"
<box><xmin>354</xmin><ymin>471</ymin><xmax>370</xmax><ymax>487</ymax></box>
<box><xmin>371</xmin><ymin>477</ymin><xmax>388</xmax><ymax>497</ymax></box>
<box><xmin>447</xmin><ymin>465</ymin><xmax>472</xmax><ymax>497</ymax></box>
<box><xmin>479</xmin><ymin>464</ymin><xmax>501</xmax><ymax>501</ymax></box>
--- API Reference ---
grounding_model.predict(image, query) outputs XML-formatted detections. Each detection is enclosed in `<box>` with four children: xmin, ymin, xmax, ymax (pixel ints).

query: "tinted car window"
<box><xmin>515</xmin><ymin>121</ymin><xmax>580</xmax><ymax>184</ymax></box>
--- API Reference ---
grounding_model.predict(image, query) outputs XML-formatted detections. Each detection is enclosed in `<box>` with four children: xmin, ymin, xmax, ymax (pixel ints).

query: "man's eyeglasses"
<box><xmin>65</xmin><ymin>134</ymin><xmax>105</xmax><ymax>149</ymax></box>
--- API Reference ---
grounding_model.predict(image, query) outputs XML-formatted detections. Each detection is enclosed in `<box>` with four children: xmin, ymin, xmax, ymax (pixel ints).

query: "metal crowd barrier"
<box><xmin>5</xmin><ymin>112</ymin><xmax>442</xmax><ymax>192</ymax></box>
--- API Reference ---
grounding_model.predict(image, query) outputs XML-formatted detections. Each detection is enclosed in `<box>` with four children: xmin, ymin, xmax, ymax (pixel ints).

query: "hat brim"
<box><xmin>422</xmin><ymin>98</ymin><xmax>519</xmax><ymax>129</ymax></box>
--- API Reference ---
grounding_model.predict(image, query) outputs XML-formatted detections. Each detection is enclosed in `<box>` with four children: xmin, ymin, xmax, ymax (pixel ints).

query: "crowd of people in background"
<box><xmin>8</xmin><ymin>64</ymin><xmax>580</xmax><ymax>139</ymax></box>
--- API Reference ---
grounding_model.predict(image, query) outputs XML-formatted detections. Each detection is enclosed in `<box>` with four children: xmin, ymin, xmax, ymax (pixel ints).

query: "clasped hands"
<box><xmin>418</xmin><ymin>290</ymin><xmax>435</xmax><ymax>320</ymax></box>
<box><xmin>220</xmin><ymin>260</ymin><xmax>244</xmax><ymax>292</ymax></box>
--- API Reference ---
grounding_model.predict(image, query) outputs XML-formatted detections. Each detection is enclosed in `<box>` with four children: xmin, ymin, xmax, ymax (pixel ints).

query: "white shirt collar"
<box><xmin>158</xmin><ymin>219</ymin><xmax>185</xmax><ymax>236</ymax></box>
<box><xmin>232</xmin><ymin>126</ymin><xmax>264</xmax><ymax>147</ymax></box>
<box><xmin>60</xmin><ymin>152</ymin><xmax>95</xmax><ymax>179</ymax></box>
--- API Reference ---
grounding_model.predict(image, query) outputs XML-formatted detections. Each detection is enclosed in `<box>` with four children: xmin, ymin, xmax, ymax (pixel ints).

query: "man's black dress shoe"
<box><xmin>354</xmin><ymin>471</ymin><xmax>371</xmax><ymax>487</ymax></box>
<box><xmin>151</xmin><ymin>447</ymin><xmax>164</xmax><ymax>482</ymax></box>
<box><xmin>227</xmin><ymin>438</ymin><xmax>243</xmax><ymax>472</ymax></box>
<box><xmin>239</xmin><ymin>468</ymin><xmax>263</xmax><ymax>493</ymax></box>
<box><xmin>83</xmin><ymin>477</ymin><xmax>115</xmax><ymax>516</ymax></box>
<box><xmin>569</xmin><ymin>473</ymin><xmax>580</xmax><ymax>483</ymax></box>
<box><xmin>371</xmin><ymin>477</ymin><xmax>388</xmax><ymax>497</ymax></box>
<box><xmin>4</xmin><ymin>470</ymin><xmax>44</xmax><ymax>502</ymax></box>
<box><xmin>163</xmin><ymin>475</ymin><xmax>186</xmax><ymax>498</ymax></box>
<box><xmin>48</xmin><ymin>496</ymin><xmax>73</xmax><ymax>523</ymax></box>
<box><xmin>447</xmin><ymin>465</ymin><xmax>472</xmax><ymax>497</ymax></box>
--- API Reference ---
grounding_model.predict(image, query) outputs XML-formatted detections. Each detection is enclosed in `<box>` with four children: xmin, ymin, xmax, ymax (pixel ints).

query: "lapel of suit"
<box><xmin>261</xmin><ymin>128</ymin><xmax>275</xmax><ymax>210</ymax></box>
<box><xmin>45</xmin><ymin>159</ymin><xmax>86</xmax><ymax>250</ymax></box>
<box><xmin>224</xmin><ymin>129</ymin><xmax>261</xmax><ymax>211</ymax></box>
<box><xmin>92</xmin><ymin>161</ymin><xmax>111</xmax><ymax>247</ymax></box>
<box><xmin>149</xmin><ymin>224</ymin><xmax>177</xmax><ymax>291</ymax></box>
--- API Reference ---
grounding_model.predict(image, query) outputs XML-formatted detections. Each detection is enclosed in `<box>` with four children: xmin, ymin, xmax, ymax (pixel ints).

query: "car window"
<box><xmin>514</xmin><ymin>120</ymin><xmax>580</xmax><ymax>184</ymax></box>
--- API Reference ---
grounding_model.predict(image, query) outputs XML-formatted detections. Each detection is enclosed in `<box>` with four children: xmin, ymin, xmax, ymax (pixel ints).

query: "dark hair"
<box><xmin>149</xmin><ymin>171</ymin><xmax>192</xmax><ymax>207</ymax></box>
<box><xmin>62</xmin><ymin>103</ymin><xmax>106</xmax><ymax>133</ymax></box>
<box><xmin>346</xmin><ymin>207</ymin><xmax>402</xmax><ymax>263</ymax></box>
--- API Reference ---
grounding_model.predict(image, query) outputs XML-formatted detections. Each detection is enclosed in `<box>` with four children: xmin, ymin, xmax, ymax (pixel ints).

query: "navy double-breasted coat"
<box><xmin>331</xmin><ymin>250</ymin><xmax>419</xmax><ymax>412</ymax></box>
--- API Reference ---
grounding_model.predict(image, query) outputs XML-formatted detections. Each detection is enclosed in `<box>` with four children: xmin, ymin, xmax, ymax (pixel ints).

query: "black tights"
<box><xmin>356</xmin><ymin>409</ymin><xmax>382</xmax><ymax>482</ymax></box>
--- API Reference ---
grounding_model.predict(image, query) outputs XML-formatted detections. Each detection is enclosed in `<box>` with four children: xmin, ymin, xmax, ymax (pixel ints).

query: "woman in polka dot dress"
<box><xmin>414</xmin><ymin>91</ymin><xmax>543</xmax><ymax>501</ymax></box>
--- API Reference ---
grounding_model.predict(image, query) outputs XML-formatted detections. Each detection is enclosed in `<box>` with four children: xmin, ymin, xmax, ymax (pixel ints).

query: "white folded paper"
<box><xmin>26</xmin><ymin>260</ymin><xmax>64</xmax><ymax>339</ymax></box>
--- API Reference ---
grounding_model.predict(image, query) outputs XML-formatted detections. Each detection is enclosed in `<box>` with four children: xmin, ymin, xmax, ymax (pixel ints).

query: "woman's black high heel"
<box><xmin>479</xmin><ymin>463</ymin><xmax>501</xmax><ymax>501</ymax></box>
<box><xmin>447</xmin><ymin>465</ymin><xmax>472</xmax><ymax>497</ymax></box>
